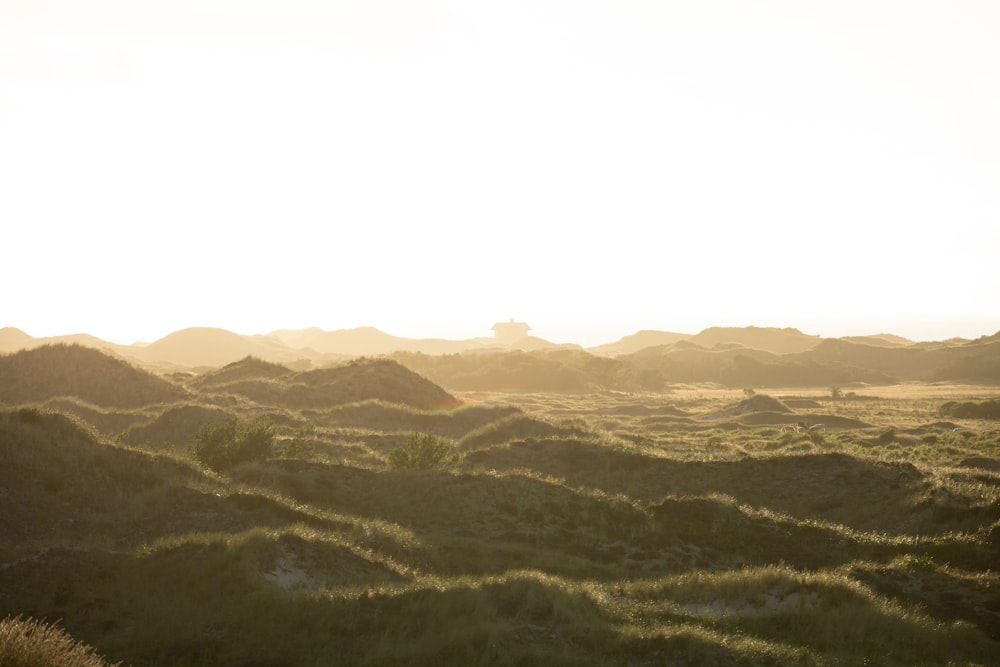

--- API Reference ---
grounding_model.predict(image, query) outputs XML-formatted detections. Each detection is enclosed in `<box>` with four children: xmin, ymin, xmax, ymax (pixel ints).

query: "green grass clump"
<box><xmin>388</xmin><ymin>432</ymin><xmax>462</xmax><ymax>471</ymax></box>
<box><xmin>191</xmin><ymin>416</ymin><xmax>276</xmax><ymax>472</ymax></box>
<box><xmin>0</xmin><ymin>615</ymin><xmax>120</xmax><ymax>667</ymax></box>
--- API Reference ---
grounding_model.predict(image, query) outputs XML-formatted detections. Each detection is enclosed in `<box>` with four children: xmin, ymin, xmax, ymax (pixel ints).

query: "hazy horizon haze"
<box><xmin>2</xmin><ymin>1</ymin><xmax>997</xmax><ymax>346</ymax></box>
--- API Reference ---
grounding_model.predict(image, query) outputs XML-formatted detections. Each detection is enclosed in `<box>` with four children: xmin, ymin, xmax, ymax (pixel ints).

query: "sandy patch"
<box><xmin>679</xmin><ymin>588</ymin><xmax>820</xmax><ymax>617</ymax></box>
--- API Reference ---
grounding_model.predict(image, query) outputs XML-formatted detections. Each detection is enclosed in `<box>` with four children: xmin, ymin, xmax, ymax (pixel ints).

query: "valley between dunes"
<box><xmin>1</xmin><ymin>327</ymin><xmax>999</xmax><ymax>665</ymax></box>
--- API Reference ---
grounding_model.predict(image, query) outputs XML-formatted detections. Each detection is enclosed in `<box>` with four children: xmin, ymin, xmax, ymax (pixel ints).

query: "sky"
<box><xmin>2</xmin><ymin>1</ymin><xmax>998</xmax><ymax>347</ymax></box>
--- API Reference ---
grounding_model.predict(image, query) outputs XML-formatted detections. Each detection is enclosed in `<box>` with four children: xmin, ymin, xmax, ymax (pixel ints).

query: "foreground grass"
<box><xmin>2</xmin><ymin>380</ymin><xmax>1000</xmax><ymax>665</ymax></box>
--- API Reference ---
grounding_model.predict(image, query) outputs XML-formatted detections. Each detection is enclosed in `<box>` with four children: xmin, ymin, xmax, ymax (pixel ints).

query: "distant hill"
<box><xmin>392</xmin><ymin>349</ymin><xmax>616</xmax><ymax>393</ymax></box>
<box><xmin>126</xmin><ymin>327</ymin><xmax>307</xmax><ymax>368</ymax></box>
<box><xmin>0</xmin><ymin>327</ymin><xmax>121</xmax><ymax>355</ymax></box>
<box><xmin>838</xmin><ymin>334</ymin><xmax>914</xmax><ymax>348</ymax></box>
<box><xmin>3</xmin><ymin>324</ymin><xmax>999</xmax><ymax>386</ymax></box>
<box><xmin>799</xmin><ymin>336</ymin><xmax>1000</xmax><ymax>382</ymax></box>
<box><xmin>587</xmin><ymin>330</ymin><xmax>691</xmax><ymax>356</ymax></box>
<box><xmin>193</xmin><ymin>356</ymin><xmax>293</xmax><ymax>388</ymax></box>
<box><xmin>589</xmin><ymin>326</ymin><xmax>822</xmax><ymax>357</ymax></box>
<box><xmin>0</xmin><ymin>327</ymin><xmax>33</xmax><ymax>352</ymax></box>
<box><xmin>622</xmin><ymin>342</ymin><xmax>896</xmax><ymax>387</ymax></box>
<box><xmin>200</xmin><ymin>357</ymin><xmax>461</xmax><ymax>410</ymax></box>
<box><xmin>267</xmin><ymin>326</ymin><xmax>565</xmax><ymax>356</ymax></box>
<box><xmin>0</xmin><ymin>344</ymin><xmax>187</xmax><ymax>408</ymax></box>
<box><xmin>688</xmin><ymin>327</ymin><xmax>822</xmax><ymax>354</ymax></box>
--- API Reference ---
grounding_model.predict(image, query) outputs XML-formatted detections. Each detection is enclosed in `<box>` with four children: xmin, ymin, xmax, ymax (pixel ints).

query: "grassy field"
<box><xmin>1</xmin><ymin>349</ymin><xmax>999</xmax><ymax>665</ymax></box>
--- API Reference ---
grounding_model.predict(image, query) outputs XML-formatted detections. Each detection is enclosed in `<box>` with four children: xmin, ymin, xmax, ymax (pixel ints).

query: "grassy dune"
<box><xmin>1</xmin><ymin>350</ymin><xmax>999</xmax><ymax>665</ymax></box>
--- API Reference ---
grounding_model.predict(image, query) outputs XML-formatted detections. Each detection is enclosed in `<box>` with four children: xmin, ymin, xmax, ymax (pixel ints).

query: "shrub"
<box><xmin>0</xmin><ymin>614</ymin><xmax>119</xmax><ymax>666</ymax></box>
<box><xmin>388</xmin><ymin>432</ymin><xmax>461</xmax><ymax>471</ymax></box>
<box><xmin>192</xmin><ymin>416</ymin><xmax>275</xmax><ymax>472</ymax></box>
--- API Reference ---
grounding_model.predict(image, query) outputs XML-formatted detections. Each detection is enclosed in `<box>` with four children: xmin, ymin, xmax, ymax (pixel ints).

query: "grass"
<box><xmin>0</xmin><ymin>615</ymin><xmax>120</xmax><ymax>667</ymax></box>
<box><xmin>2</xmin><ymin>370</ymin><xmax>1000</xmax><ymax>665</ymax></box>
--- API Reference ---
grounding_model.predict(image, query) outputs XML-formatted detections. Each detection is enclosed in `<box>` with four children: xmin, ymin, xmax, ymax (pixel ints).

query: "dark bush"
<box><xmin>192</xmin><ymin>416</ymin><xmax>275</xmax><ymax>472</ymax></box>
<box><xmin>388</xmin><ymin>432</ymin><xmax>461</xmax><ymax>471</ymax></box>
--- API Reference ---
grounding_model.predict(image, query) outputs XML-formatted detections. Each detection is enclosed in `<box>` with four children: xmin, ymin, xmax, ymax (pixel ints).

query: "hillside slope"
<box><xmin>0</xmin><ymin>344</ymin><xmax>186</xmax><ymax>408</ymax></box>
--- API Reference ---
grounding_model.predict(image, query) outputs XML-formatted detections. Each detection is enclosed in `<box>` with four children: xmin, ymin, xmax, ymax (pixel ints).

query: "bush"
<box><xmin>192</xmin><ymin>416</ymin><xmax>275</xmax><ymax>472</ymax></box>
<box><xmin>0</xmin><ymin>614</ymin><xmax>119</xmax><ymax>666</ymax></box>
<box><xmin>388</xmin><ymin>432</ymin><xmax>461</xmax><ymax>471</ymax></box>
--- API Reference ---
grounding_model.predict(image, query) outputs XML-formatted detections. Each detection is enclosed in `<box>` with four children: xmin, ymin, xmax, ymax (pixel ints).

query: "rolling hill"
<box><xmin>0</xmin><ymin>344</ymin><xmax>187</xmax><ymax>408</ymax></box>
<box><xmin>2</xmin><ymin>324</ymin><xmax>999</xmax><ymax>388</ymax></box>
<box><xmin>124</xmin><ymin>327</ymin><xmax>308</xmax><ymax>368</ymax></box>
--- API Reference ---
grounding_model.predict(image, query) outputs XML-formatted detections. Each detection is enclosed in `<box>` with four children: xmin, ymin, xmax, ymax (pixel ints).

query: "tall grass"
<box><xmin>0</xmin><ymin>615</ymin><xmax>120</xmax><ymax>667</ymax></box>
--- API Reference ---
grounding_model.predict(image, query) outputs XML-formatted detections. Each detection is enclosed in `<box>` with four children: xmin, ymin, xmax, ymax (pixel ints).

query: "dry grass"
<box><xmin>2</xmin><ymin>372</ymin><xmax>1000</xmax><ymax>665</ymax></box>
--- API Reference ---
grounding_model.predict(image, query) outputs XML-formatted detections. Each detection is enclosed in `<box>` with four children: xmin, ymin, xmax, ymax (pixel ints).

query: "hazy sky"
<box><xmin>2</xmin><ymin>1</ymin><xmax>998</xmax><ymax>346</ymax></box>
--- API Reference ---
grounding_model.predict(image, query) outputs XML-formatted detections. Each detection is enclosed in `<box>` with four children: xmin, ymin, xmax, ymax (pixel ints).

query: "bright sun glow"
<box><xmin>2</xmin><ymin>1</ymin><xmax>998</xmax><ymax>346</ymax></box>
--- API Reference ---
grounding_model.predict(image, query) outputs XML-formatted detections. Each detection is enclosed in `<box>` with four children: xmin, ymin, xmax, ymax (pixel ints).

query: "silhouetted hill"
<box><xmin>839</xmin><ymin>334</ymin><xmax>914</xmax><ymax>347</ymax></box>
<box><xmin>392</xmin><ymin>349</ymin><xmax>630</xmax><ymax>392</ymax></box>
<box><xmin>589</xmin><ymin>327</ymin><xmax>821</xmax><ymax>358</ymax></box>
<box><xmin>0</xmin><ymin>327</ymin><xmax>34</xmax><ymax>352</ymax></box>
<box><xmin>0</xmin><ymin>328</ymin><xmax>121</xmax><ymax>354</ymax></box>
<box><xmin>200</xmin><ymin>357</ymin><xmax>461</xmax><ymax>409</ymax></box>
<box><xmin>587</xmin><ymin>330</ymin><xmax>691</xmax><ymax>356</ymax></box>
<box><xmin>798</xmin><ymin>337</ymin><xmax>1000</xmax><ymax>382</ymax></box>
<box><xmin>0</xmin><ymin>344</ymin><xmax>186</xmax><ymax>408</ymax></box>
<box><xmin>193</xmin><ymin>356</ymin><xmax>293</xmax><ymax>388</ymax></box>
<box><xmin>268</xmin><ymin>326</ymin><xmax>567</xmax><ymax>356</ymax></box>
<box><xmin>690</xmin><ymin>326</ymin><xmax>822</xmax><ymax>354</ymax></box>
<box><xmin>623</xmin><ymin>342</ymin><xmax>896</xmax><ymax>387</ymax></box>
<box><xmin>5</xmin><ymin>324</ymin><xmax>1000</xmax><ymax>386</ymax></box>
<box><xmin>127</xmin><ymin>327</ymin><xmax>305</xmax><ymax>368</ymax></box>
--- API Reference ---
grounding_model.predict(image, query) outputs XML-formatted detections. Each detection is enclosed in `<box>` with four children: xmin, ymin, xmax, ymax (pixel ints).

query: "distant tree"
<box><xmin>830</xmin><ymin>386</ymin><xmax>843</xmax><ymax>400</ymax></box>
<box><xmin>192</xmin><ymin>416</ymin><xmax>275</xmax><ymax>472</ymax></box>
<box><xmin>388</xmin><ymin>432</ymin><xmax>461</xmax><ymax>471</ymax></box>
<box><xmin>742</xmin><ymin>388</ymin><xmax>756</xmax><ymax>399</ymax></box>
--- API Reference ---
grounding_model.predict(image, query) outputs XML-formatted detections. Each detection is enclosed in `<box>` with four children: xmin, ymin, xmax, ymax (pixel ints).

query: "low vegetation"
<box><xmin>1</xmin><ymin>346</ymin><xmax>999</xmax><ymax>665</ymax></box>
<box><xmin>0</xmin><ymin>615</ymin><xmax>119</xmax><ymax>667</ymax></box>
<box><xmin>387</xmin><ymin>432</ymin><xmax>462</xmax><ymax>470</ymax></box>
<box><xmin>191</xmin><ymin>416</ymin><xmax>276</xmax><ymax>472</ymax></box>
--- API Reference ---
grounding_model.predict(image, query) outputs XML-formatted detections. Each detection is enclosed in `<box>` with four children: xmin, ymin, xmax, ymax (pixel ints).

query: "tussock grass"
<box><xmin>0</xmin><ymin>615</ymin><xmax>120</xmax><ymax>667</ymax></box>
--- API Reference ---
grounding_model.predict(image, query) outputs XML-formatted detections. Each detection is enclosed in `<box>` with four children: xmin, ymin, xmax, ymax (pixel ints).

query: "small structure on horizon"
<box><xmin>491</xmin><ymin>319</ymin><xmax>531</xmax><ymax>342</ymax></box>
